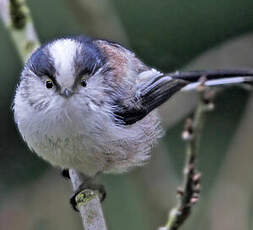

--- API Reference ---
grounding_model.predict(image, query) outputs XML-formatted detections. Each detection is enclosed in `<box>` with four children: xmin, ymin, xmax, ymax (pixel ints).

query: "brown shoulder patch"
<box><xmin>95</xmin><ymin>40</ymin><xmax>129</xmax><ymax>81</ymax></box>
<box><xmin>95</xmin><ymin>40</ymin><xmax>149</xmax><ymax>82</ymax></box>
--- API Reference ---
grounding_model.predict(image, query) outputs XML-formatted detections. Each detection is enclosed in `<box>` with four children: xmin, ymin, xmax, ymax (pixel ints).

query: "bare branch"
<box><xmin>158</xmin><ymin>82</ymin><xmax>215</xmax><ymax>230</ymax></box>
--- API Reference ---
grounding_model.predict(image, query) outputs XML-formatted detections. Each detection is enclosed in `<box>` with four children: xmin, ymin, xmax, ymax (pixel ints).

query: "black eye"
<box><xmin>46</xmin><ymin>79</ymin><xmax>54</xmax><ymax>89</ymax></box>
<box><xmin>80</xmin><ymin>79</ymin><xmax>87</xmax><ymax>87</ymax></box>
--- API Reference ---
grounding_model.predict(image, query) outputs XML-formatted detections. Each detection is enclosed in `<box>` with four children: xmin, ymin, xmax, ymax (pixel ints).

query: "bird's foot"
<box><xmin>61</xmin><ymin>168</ymin><xmax>70</xmax><ymax>179</ymax></box>
<box><xmin>70</xmin><ymin>182</ymin><xmax>106</xmax><ymax>212</ymax></box>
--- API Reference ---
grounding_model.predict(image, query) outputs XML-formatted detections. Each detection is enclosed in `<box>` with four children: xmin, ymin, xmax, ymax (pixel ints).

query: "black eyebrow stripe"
<box><xmin>78</xmin><ymin>68</ymin><xmax>90</xmax><ymax>76</ymax></box>
<box><xmin>26</xmin><ymin>46</ymin><xmax>62</xmax><ymax>88</ymax></box>
<box><xmin>34</xmin><ymin>69</ymin><xmax>60</xmax><ymax>89</ymax></box>
<box><xmin>27</xmin><ymin>48</ymin><xmax>56</xmax><ymax>77</ymax></box>
<box><xmin>73</xmin><ymin>35</ymin><xmax>106</xmax><ymax>78</ymax></box>
<box><xmin>29</xmin><ymin>62</ymin><xmax>59</xmax><ymax>86</ymax></box>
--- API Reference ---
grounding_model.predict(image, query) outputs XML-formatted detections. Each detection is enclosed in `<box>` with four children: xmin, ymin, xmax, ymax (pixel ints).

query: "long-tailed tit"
<box><xmin>13</xmin><ymin>36</ymin><xmax>253</xmax><ymax>207</ymax></box>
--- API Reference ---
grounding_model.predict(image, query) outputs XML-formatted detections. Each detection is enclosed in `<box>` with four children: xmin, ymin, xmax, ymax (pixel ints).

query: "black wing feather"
<box><xmin>114</xmin><ymin>75</ymin><xmax>187</xmax><ymax>125</ymax></box>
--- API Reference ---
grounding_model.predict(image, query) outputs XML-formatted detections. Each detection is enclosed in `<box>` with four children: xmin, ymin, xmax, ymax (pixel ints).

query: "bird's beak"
<box><xmin>61</xmin><ymin>88</ymin><xmax>73</xmax><ymax>98</ymax></box>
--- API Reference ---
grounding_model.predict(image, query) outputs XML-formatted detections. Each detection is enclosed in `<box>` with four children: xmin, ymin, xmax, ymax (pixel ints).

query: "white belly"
<box><xmin>14</xmin><ymin>94</ymin><xmax>162</xmax><ymax>176</ymax></box>
<box><xmin>32</xmin><ymin>132</ymin><xmax>105</xmax><ymax>176</ymax></box>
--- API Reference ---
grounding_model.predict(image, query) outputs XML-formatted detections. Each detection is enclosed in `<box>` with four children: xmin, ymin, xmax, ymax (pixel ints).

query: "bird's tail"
<box><xmin>168</xmin><ymin>69</ymin><xmax>253</xmax><ymax>91</ymax></box>
<box><xmin>113</xmin><ymin>69</ymin><xmax>253</xmax><ymax>125</ymax></box>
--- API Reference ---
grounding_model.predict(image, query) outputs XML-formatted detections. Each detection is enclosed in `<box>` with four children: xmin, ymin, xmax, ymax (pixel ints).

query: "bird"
<box><xmin>12</xmin><ymin>35</ymin><xmax>253</xmax><ymax>209</ymax></box>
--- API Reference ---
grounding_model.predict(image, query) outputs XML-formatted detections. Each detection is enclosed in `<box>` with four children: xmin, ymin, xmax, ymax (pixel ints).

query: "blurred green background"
<box><xmin>1</xmin><ymin>0</ymin><xmax>253</xmax><ymax>229</ymax></box>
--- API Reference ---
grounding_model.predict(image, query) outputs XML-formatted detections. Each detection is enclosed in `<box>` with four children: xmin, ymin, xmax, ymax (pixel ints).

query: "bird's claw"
<box><xmin>70</xmin><ymin>183</ymin><xmax>106</xmax><ymax>212</ymax></box>
<box><xmin>61</xmin><ymin>169</ymin><xmax>70</xmax><ymax>179</ymax></box>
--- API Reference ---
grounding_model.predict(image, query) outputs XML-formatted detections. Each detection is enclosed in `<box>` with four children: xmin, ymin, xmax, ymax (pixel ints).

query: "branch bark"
<box><xmin>69</xmin><ymin>170</ymin><xmax>107</xmax><ymax>230</ymax></box>
<box><xmin>0</xmin><ymin>1</ymin><xmax>107</xmax><ymax>229</ymax></box>
<box><xmin>0</xmin><ymin>0</ymin><xmax>40</xmax><ymax>61</ymax></box>
<box><xmin>158</xmin><ymin>82</ymin><xmax>214</xmax><ymax>230</ymax></box>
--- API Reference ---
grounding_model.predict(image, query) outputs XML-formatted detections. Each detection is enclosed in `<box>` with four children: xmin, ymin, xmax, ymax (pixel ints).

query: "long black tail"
<box><xmin>114</xmin><ymin>69</ymin><xmax>253</xmax><ymax>125</ymax></box>
<box><xmin>170</xmin><ymin>69</ymin><xmax>253</xmax><ymax>82</ymax></box>
<box><xmin>169</xmin><ymin>69</ymin><xmax>253</xmax><ymax>91</ymax></box>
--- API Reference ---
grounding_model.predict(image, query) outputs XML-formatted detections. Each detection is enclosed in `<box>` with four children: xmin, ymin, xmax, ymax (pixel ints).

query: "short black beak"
<box><xmin>61</xmin><ymin>88</ymin><xmax>73</xmax><ymax>98</ymax></box>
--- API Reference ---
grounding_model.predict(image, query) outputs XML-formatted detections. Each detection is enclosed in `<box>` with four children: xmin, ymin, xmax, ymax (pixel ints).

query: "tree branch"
<box><xmin>0</xmin><ymin>1</ymin><xmax>107</xmax><ymax>229</ymax></box>
<box><xmin>158</xmin><ymin>80</ymin><xmax>215</xmax><ymax>230</ymax></box>
<box><xmin>0</xmin><ymin>0</ymin><xmax>39</xmax><ymax>61</ymax></box>
<box><xmin>69</xmin><ymin>170</ymin><xmax>107</xmax><ymax>230</ymax></box>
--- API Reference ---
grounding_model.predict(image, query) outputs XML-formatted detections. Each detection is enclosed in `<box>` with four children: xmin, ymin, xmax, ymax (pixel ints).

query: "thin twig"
<box><xmin>158</xmin><ymin>80</ymin><xmax>215</xmax><ymax>230</ymax></box>
<box><xmin>0</xmin><ymin>1</ymin><xmax>107</xmax><ymax>229</ymax></box>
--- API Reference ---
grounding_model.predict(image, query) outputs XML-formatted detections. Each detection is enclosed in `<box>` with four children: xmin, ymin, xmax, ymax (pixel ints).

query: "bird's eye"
<box><xmin>46</xmin><ymin>79</ymin><xmax>54</xmax><ymax>89</ymax></box>
<box><xmin>80</xmin><ymin>79</ymin><xmax>87</xmax><ymax>87</ymax></box>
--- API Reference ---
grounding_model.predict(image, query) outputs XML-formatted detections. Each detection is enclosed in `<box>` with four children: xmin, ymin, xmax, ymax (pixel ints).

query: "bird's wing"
<box><xmin>113</xmin><ymin>72</ymin><xmax>187</xmax><ymax>125</ymax></box>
